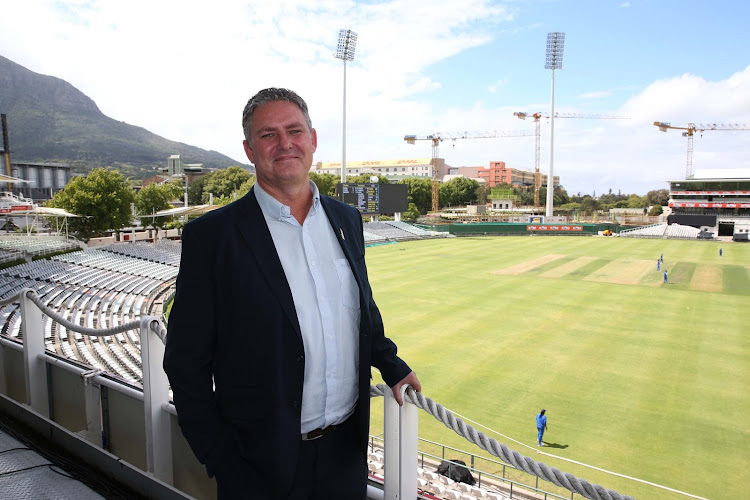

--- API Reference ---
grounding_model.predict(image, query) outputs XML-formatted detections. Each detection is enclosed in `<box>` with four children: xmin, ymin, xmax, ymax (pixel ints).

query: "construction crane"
<box><xmin>653</xmin><ymin>121</ymin><xmax>750</xmax><ymax>178</ymax></box>
<box><xmin>514</xmin><ymin>112</ymin><xmax>628</xmax><ymax>208</ymax></box>
<box><xmin>404</xmin><ymin>130</ymin><xmax>535</xmax><ymax>212</ymax></box>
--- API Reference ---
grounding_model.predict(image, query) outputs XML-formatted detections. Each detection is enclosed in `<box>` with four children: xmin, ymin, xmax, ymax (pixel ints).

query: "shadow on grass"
<box><xmin>542</xmin><ymin>442</ymin><xmax>568</xmax><ymax>449</ymax></box>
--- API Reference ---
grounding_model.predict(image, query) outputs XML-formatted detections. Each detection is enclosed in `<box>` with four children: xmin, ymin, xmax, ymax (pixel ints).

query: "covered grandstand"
<box><xmin>619</xmin><ymin>223</ymin><xmax>704</xmax><ymax>239</ymax></box>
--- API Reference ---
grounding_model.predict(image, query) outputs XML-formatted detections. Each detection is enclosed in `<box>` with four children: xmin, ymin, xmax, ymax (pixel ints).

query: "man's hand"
<box><xmin>391</xmin><ymin>371</ymin><xmax>421</xmax><ymax>406</ymax></box>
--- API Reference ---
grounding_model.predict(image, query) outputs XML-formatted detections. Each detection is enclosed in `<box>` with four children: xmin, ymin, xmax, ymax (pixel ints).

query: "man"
<box><xmin>536</xmin><ymin>409</ymin><xmax>548</xmax><ymax>447</ymax></box>
<box><xmin>663</xmin><ymin>270</ymin><xmax>668</xmax><ymax>284</ymax></box>
<box><xmin>163</xmin><ymin>88</ymin><xmax>420</xmax><ymax>499</ymax></box>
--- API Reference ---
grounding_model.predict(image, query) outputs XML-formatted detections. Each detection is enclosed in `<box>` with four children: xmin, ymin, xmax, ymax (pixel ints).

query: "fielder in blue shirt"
<box><xmin>536</xmin><ymin>409</ymin><xmax>548</xmax><ymax>446</ymax></box>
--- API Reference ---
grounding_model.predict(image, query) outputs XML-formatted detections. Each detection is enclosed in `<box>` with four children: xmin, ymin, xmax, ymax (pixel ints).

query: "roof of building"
<box><xmin>316</xmin><ymin>158</ymin><xmax>432</xmax><ymax>168</ymax></box>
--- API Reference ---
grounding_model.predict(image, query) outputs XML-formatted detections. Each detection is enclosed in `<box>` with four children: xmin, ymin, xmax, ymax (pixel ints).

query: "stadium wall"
<box><xmin>443</xmin><ymin>223</ymin><xmax>601</xmax><ymax>236</ymax></box>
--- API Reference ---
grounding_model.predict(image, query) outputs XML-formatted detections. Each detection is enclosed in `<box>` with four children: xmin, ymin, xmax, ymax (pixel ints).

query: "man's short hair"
<box><xmin>242</xmin><ymin>88</ymin><xmax>312</xmax><ymax>142</ymax></box>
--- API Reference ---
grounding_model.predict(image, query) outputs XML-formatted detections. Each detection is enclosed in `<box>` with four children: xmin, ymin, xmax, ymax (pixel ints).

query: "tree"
<box><xmin>399</xmin><ymin>178</ymin><xmax>433</xmax><ymax>214</ymax></box>
<box><xmin>646</xmin><ymin>189</ymin><xmax>670</xmax><ymax>207</ymax></box>
<box><xmin>136</xmin><ymin>181</ymin><xmax>184</xmax><ymax>233</ymax></box>
<box><xmin>214</xmin><ymin>176</ymin><xmax>256</xmax><ymax>205</ymax></box>
<box><xmin>309</xmin><ymin>172</ymin><xmax>338</xmax><ymax>196</ymax></box>
<box><xmin>46</xmin><ymin>168</ymin><xmax>136</xmax><ymax>241</ymax></box>
<box><xmin>627</xmin><ymin>194</ymin><xmax>647</xmax><ymax>209</ymax></box>
<box><xmin>580</xmin><ymin>195</ymin><xmax>600</xmax><ymax>215</ymax></box>
<box><xmin>440</xmin><ymin>177</ymin><xmax>479</xmax><ymax>207</ymax></box>
<box><xmin>648</xmin><ymin>205</ymin><xmax>663</xmax><ymax>216</ymax></box>
<box><xmin>187</xmin><ymin>175</ymin><xmax>209</xmax><ymax>205</ymax></box>
<box><xmin>345</xmin><ymin>174</ymin><xmax>391</xmax><ymax>184</ymax></box>
<box><xmin>402</xmin><ymin>202</ymin><xmax>421</xmax><ymax>221</ymax></box>
<box><xmin>201</xmin><ymin>166</ymin><xmax>252</xmax><ymax>202</ymax></box>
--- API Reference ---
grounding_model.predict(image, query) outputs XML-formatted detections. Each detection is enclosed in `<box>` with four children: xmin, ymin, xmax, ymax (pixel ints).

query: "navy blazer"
<box><xmin>163</xmin><ymin>187</ymin><xmax>411</xmax><ymax>493</ymax></box>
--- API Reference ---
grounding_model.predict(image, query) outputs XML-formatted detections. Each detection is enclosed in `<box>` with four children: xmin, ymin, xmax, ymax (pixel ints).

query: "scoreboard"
<box><xmin>337</xmin><ymin>183</ymin><xmax>408</xmax><ymax>215</ymax></box>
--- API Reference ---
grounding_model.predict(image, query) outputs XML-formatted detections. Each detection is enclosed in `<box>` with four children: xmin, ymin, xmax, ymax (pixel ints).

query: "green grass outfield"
<box><xmin>365</xmin><ymin>236</ymin><xmax>749</xmax><ymax>500</ymax></box>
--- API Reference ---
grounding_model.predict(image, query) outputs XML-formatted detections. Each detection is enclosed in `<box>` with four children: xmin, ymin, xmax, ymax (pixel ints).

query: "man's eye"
<box><xmin>261</xmin><ymin>133</ymin><xmax>274</xmax><ymax>138</ymax></box>
<box><xmin>289</xmin><ymin>130</ymin><xmax>302</xmax><ymax>135</ymax></box>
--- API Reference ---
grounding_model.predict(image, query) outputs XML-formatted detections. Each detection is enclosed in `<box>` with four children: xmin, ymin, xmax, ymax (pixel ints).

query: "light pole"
<box><xmin>335</xmin><ymin>29</ymin><xmax>357</xmax><ymax>185</ymax></box>
<box><xmin>544</xmin><ymin>32</ymin><xmax>565</xmax><ymax>218</ymax></box>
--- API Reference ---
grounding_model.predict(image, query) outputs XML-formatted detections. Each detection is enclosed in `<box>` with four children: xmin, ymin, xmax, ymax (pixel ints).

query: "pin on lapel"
<box><xmin>340</xmin><ymin>228</ymin><xmax>345</xmax><ymax>240</ymax></box>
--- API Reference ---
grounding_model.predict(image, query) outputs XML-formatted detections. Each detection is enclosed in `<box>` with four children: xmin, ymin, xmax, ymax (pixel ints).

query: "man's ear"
<box><xmin>243</xmin><ymin>140</ymin><xmax>254</xmax><ymax>163</ymax></box>
<box><xmin>311</xmin><ymin>128</ymin><xmax>318</xmax><ymax>153</ymax></box>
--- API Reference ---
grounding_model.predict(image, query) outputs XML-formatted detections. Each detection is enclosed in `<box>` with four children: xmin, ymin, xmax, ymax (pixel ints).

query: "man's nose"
<box><xmin>277</xmin><ymin>132</ymin><xmax>293</xmax><ymax>149</ymax></box>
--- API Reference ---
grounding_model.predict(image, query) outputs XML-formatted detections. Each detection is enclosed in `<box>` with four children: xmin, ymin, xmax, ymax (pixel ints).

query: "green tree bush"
<box><xmin>46</xmin><ymin>168</ymin><xmax>135</xmax><ymax>241</ymax></box>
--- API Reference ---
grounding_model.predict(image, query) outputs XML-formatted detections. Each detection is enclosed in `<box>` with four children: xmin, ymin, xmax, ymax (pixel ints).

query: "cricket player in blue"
<box><xmin>536</xmin><ymin>409</ymin><xmax>548</xmax><ymax>446</ymax></box>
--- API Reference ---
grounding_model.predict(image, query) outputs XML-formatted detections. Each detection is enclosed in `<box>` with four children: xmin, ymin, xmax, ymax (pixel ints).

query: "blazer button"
<box><xmin>296</xmin><ymin>354</ymin><xmax>304</xmax><ymax>363</ymax></box>
<box><xmin>293</xmin><ymin>400</ymin><xmax>301</xmax><ymax>409</ymax></box>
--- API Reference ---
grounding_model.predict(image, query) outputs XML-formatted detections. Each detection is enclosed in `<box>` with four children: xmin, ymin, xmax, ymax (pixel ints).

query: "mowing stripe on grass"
<box><xmin>584</xmin><ymin>258</ymin><xmax>654</xmax><ymax>285</ymax></box>
<box><xmin>723</xmin><ymin>265</ymin><xmax>750</xmax><ymax>296</ymax></box>
<box><xmin>689</xmin><ymin>265</ymin><xmax>723</xmax><ymax>293</ymax></box>
<box><xmin>540</xmin><ymin>256</ymin><xmax>599</xmax><ymax>279</ymax></box>
<box><xmin>666</xmin><ymin>261</ymin><xmax>696</xmax><ymax>290</ymax></box>
<box><xmin>493</xmin><ymin>253</ymin><xmax>566</xmax><ymax>275</ymax></box>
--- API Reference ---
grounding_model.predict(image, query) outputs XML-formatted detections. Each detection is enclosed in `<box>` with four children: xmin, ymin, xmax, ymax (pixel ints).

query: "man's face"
<box><xmin>243</xmin><ymin>100</ymin><xmax>317</xmax><ymax>193</ymax></box>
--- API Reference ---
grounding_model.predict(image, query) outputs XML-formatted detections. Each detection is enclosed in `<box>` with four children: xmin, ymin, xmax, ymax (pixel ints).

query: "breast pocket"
<box><xmin>334</xmin><ymin>259</ymin><xmax>360</xmax><ymax>310</ymax></box>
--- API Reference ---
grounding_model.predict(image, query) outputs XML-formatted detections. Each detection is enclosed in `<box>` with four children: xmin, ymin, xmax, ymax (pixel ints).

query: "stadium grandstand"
<box><xmin>363</xmin><ymin>221</ymin><xmax>448</xmax><ymax>244</ymax></box>
<box><xmin>0</xmin><ymin>234</ymin><xmax>639</xmax><ymax>500</ymax></box>
<box><xmin>619</xmin><ymin>222</ymin><xmax>703</xmax><ymax>239</ymax></box>
<box><xmin>667</xmin><ymin>168</ymin><xmax>750</xmax><ymax>239</ymax></box>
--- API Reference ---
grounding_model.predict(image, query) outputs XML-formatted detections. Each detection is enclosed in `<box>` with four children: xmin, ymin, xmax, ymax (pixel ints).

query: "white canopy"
<box><xmin>0</xmin><ymin>174</ymin><xmax>30</xmax><ymax>184</ymax></box>
<box><xmin>138</xmin><ymin>204</ymin><xmax>220</xmax><ymax>217</ymax></box>
<box><xmin>9</xmin><ymin>206</ymin><xmax>81</xmax><ymax>217</ymax></box>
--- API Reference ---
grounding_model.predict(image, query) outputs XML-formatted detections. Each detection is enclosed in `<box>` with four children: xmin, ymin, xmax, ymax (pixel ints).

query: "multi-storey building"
<box><xmin>474</xmin><ymin>161</ymin><xmax>559</xmax><ymax>188</ymax></box>
<box><xmin>313</xmin><ymin>158</ymin><xmax>445</xmax><ymax>181</ymax></box>
<box><xmin>667</xmin><ymin>168</ymin><xmax>750</xmax><ymax>237</ymax></box>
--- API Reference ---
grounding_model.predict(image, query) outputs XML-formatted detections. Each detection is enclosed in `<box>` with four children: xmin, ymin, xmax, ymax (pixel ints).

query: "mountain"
<box><xmin>0</xmin><ymin>55</ymin><xmax>248</xmax><ymax>178</ymax></box>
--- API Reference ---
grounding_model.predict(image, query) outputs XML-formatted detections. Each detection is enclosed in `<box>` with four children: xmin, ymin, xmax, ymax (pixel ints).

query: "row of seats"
<box><xmin>0</xmin><ymin>236</ymin><xmax>79</xmax><ymax>256</ymax></box>
<box><xmin>665</xmin><ymin>224</ymin><xmax>701</xmax><ymax>238</ymax></box>
<box><xmin>101</xmin><ymin>240</ymin><xmax>181</xmax><ymax>266</ymax></box>
<box><xmin>366</xmin><ymin>449</ymin><xmax>508</xmax><ymax>500</ymax></box>
<box><xmin>620</xmin><ymin>223</ymin><xmax>667</xmax><ymax>237</ymax></box>
<box><xmin>54</xmin><ymin>249</ymin><xmax>178</xmax><ymax>281</ymax></box>
<box><xmin>0</xmin><ymin>242</ymin><xmax>178</xmax><ymax>387</ymax></box>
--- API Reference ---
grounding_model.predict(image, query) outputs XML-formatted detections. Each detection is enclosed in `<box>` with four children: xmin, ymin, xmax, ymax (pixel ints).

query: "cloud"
<box><xmin>2</xmin><ymin>1</ymin><xmax>749</xmax><ymax>196</ymax></box>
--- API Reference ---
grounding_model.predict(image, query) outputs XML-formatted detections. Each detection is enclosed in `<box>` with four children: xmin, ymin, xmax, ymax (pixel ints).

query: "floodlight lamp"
<box><xmin>335</xmin><ymin>29</ymin><xmax>357</xmax><ymax>61</ymax></box>
<box><xmin>545</xmin><ymin>32</ymin><xmax>565</xmax><ymax>70</ymax></box>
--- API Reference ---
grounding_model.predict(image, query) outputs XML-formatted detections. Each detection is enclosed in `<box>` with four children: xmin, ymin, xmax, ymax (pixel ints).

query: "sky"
<box><xmin>1</xmin><ymin>0</ymin><xmax>749</xmax><ymax>196</ymax></box>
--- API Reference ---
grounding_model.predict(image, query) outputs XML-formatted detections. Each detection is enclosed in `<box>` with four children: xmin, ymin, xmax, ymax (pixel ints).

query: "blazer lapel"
<box><xmin>235</xmin><ymin>188</ymin><xmax>302</xmax><ymax>340</ymax></box>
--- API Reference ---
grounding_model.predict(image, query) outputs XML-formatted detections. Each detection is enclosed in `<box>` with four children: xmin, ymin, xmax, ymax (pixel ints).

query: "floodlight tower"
<box><xmin>544</xmin><ymin>32</ymin><xmax>565</xmax><ymax>218</ymax></box>
<box><xmin>335</xmin><ymin>29</ymin><xmax>357</xmax><ymax>184</ymax></box>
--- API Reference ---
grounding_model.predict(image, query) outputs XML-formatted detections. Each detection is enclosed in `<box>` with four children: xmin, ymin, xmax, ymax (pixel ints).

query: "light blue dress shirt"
<box><xmin>254</xmin><ymin>181</ymin><xmax>361</xmax><ymax>433</ymax></box>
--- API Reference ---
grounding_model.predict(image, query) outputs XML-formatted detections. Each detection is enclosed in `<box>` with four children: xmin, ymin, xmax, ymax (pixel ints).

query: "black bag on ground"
<box><xmin>437</xmin><ymin>459</ymin><xmax>476</xmax><ymax>485</ymax></box>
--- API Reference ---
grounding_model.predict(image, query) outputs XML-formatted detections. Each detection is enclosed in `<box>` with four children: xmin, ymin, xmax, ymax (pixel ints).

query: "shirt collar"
<box><xmin>254</xmin><ymin>179</ymin><xmax>321</xmax><ymax>222</ymax></box>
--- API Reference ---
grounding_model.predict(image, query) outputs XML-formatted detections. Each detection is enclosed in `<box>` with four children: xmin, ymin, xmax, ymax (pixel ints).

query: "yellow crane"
<box><xmin>514</xmin><ymin>112</ymin><xmax>628</xmax><ymax>208</ymax></box>
<box><xmin>653</xmin><ymin>121</ymin><xmax>750</xmax><ymax>178</ymax></box>
<box><xmin>404</xmin><ymin>130</ymin><xmax>535</xmax><ymax>213</ymax></box>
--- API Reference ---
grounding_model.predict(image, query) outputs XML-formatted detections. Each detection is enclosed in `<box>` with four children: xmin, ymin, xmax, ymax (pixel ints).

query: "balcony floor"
<box><xmin>0</xmin><ymin>426</ymin><xmax>104</xmax><ymax>500</ymax></box>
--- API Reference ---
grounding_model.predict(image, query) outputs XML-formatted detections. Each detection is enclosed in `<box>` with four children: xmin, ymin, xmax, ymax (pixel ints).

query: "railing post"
<box><xmin>383</xmin><ymin>385</ymin><xmax>418</xmax><ymax>499</ymax></box>
<box><xmin>20</xmin><ymin>289</ymin><xmax>49</xmax><ymax>417</ymax></box>
<box><xmin>81</xmin><ymin>368</ymin><xmax>104</xmax><ymax>446</ymax></box>
<box><xmin>0</xmin><ymin>338</ymin><xmax>7</xmax><ymax>395</ymax></box>
<box><xmin>140</xmin><ymin>316</ymin><xmax>173</xmax><ymax>484</ymax></box>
